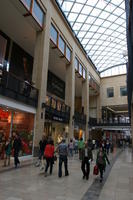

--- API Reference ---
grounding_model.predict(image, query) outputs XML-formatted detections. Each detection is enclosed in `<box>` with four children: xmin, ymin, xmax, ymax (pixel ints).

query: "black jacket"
<box><xmin>13</xmin><ymin>138</ymin><xmax>22</xmax><ymax>152</ymax></box>
<box><xmin>81</xmin><ymin>147</ymin><xmax>93</xmax><ymax>161</ymax></box>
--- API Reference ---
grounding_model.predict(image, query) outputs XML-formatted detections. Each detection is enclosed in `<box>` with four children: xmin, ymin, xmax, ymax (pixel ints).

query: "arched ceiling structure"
<box><xmin>57</xmin><ymin>0</ymin><xmax>127</xmax><ymax>77</ymax></box>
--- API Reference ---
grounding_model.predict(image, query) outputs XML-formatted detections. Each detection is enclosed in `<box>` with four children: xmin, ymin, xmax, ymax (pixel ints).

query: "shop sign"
<box><xmin>53</xmin><ymin>116</ymin><xmax>63</xmax><ymax>122</ymax></box>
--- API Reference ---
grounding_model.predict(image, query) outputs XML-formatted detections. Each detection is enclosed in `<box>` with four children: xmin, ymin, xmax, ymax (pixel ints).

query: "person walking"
<box><xmin>68</xmin><ymin>139</ymin><xmax>74</xmax><ymax>157</ymax></box>
<box><xmin>96</xmin><ymin>147</ymin><xmax>110</xmax><ymax>182</ymax></box>
<box><xmin>44</xmin><ymin>140</ymin><xmax>54</xmax><ymax>176</ymax></box>
<box><xmin>57</xmin><ymin>139</ymin><xmax>69</xmax><ymax>178</ymax></box>
<box><xmin>74</xmin><ymin>138</ymin><xmax>78</xmax><ymax>154</ymax></box>
<box><xmin>78</xmin><ymin>138</ymin><xmax>85</xmax><ymax>160</ymax></box>
<box><xmin>13</xmin><ymin>133</ymin><xmax>22</xmax><ymax>168</ymax></box>
<box><xmin>81</xmin><ymin>142</ymin><xmax>93</xmax><ymax>180</ymax></box>
<box><xmin>36</xmin><ymin>135</ymin><xmax>47</xmax><ymax>168</ymax></box>
<box><xmin>106</xmin><ymin>140</ymin><xmax>110</xmax><ymax>155</ymax></box>
<box><xmin>4</xmin><ymin>137</ymin><xmax>12</xmax><ymax>166</ymax></box>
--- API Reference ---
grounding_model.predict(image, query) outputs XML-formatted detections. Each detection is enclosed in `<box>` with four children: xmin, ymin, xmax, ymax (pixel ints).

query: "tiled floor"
<box><xmin>0</xmin><ymin>148</ymin><xmax>132</xmax><ymax>200</ymax></box>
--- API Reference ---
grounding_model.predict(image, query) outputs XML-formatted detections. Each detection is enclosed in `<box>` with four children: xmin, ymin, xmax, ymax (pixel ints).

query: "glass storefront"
<box><xmin>0</xmin><ymin>106</ymin><xmax>34</xmax><ymax>160</ymax></box>
<box><xmin>44</xmin><ymin>121</ymin><xmax>69</xmax><ymax>145</ymax></box>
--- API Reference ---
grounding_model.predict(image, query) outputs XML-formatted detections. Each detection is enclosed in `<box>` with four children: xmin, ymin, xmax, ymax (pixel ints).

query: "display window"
<box><xmin>57</xmin><ymin>101</ymin><xmax>62</xmax><ymax>111</ymax></box>
<box><xmin>51</xmin><ymin>98</ymin><xmax>57</xmax><ymax>109</ymax></box>
<box><xmin>0</xmin><ymin>106</ymin><xmax>34</xmax><ymax>160</ymax></box>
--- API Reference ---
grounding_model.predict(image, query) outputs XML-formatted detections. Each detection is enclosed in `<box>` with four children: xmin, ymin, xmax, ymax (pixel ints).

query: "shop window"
<box><xmin>20</xmin><ymin>0</ymin><xmax>31</xmax><ymax>10</ymax></box>
<box><xmin>120</xmin><ymin>86</ymin><xmax>127</xmax><ymax>96</ymax></box>
<box><xmin>0</xmin><ymin>107</ymin><xmax>34</xmax><ymax>157</ymax></box>
<box><xmin>59</xmin><ymin>35</ymin><xmax>65</xmax><ymax>54</ymax></box>
<box><xmin>62</xmin><ymin>103</ymin><xmax>66</xmax><ymax>112</ymax></box>
<box><xmin>66</xmin><ymin>46</ymin><xmax>71</xmax><ymax>62</ymax></box>
<box><xmin>50</xmin><ymin>24</ymin><xmax>58</xmax><ymax>45</ymax></box>
<box><xmin>45</xmin><ymin>96</ymin><xmax>51</xmax><ymax>106</ymax></box>
<box><xmin>83</xmin><ymin>67</ymin><xmax>86</xmax><ymax>79</ymax></box>
<box><xmin>75</xmin><ymin>58</ymin><xmax>78</xmax><ymax>71</ymax></box>
<box><xmin>32</xmin><ymin>0</ymin><xmax>44</xmax><ymax>27</ymax></box>
<box><xmin>57</xmin><ymin>101</ymin><xmax>62</xmax><ymax>111</ymax></box>
<box><xmin>10</xmin><ymin>42</ymin><xmax>33</xmax><ymax>82</ymax></box>
<box><xmin>79</xmin><ymin>63</ymin><xmax>83</xmax><ymax>76</ymax></box>
<box><xmin>107</xmin><ymin>87</ymin><xmax>114</xmax><ymax>98</ymax></box>
<box><xmin>51</xmin><ymin>98</ymin><xmax>57</xmax><ymax>109</ymax></box>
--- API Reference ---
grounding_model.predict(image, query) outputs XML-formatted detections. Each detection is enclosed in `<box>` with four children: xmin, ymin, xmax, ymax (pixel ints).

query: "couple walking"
<box><xmin>44</xmin><ymin>139</ymin><xmax>69</xmax><ymax>178</ymax></box>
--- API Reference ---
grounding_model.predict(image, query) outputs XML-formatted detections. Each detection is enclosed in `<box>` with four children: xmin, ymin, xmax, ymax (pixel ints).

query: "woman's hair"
<box><xmin>49</xmin><ymin>139</ymin><xmax>54</xmax><ymax>145</ymax></box>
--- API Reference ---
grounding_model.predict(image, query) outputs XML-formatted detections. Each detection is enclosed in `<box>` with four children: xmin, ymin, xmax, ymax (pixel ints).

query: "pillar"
<box><xmin>65</xmin><ymin>51</ymin><xmax>75</xmax><ymax>140</ymax></box>
<box><xmin>82</xmin><ymin>70</ymin><xmax>89</xmax><ymax>140</ymax></box>
<box><xmin>131</xmin><ymin>104</ymin><xmax>133</xmax><ymax>150</ymax></box>
<box><xmin>96</xmin><ymin>94</ymin><xmax>100</xmax><ymax>123</ymax></box>
<box><xmin>32</xmin><ymin>9</ymin><xmax>51</xmax><ymax>155</ymax></box>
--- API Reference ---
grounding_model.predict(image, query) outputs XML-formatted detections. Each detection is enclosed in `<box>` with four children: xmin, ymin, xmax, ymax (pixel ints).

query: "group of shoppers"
<box><xmin>37</xmin><ymin>136</ymin><xmax>110</xmax><ymax>183</ymax></box>
<box><xmin>0</xmin><ymin>132</ymin><xmax>22</xmax><ymax>168</ymax></box>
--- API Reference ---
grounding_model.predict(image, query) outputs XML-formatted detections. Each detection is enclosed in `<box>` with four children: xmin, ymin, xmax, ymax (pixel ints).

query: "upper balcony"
<box><xmin>44</xmin><ymin>95</ymin><xmax>70</xmax><ymax>123</ymax></box>
<box><xmin>88</xmin><ymin>117</ymin><xmax>131</xmax><ymax>128</ymax></box>
<box><xmin>0</xmin><ymin>66</ymin><xmax>38</xmax><ymax>107</ymax></box>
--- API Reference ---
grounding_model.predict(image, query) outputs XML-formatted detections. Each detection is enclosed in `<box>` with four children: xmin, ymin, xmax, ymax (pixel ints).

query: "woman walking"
<box><xmin>4</xmin><ymin>137</ymin><xmax>12</xmax><ymax>166</ymax></box>
<box><xmin>96</xmin><ymin>147</ymin><xmax>110</xmax><ymax>182</ymax></box>
<box><xmin>44</xmin><ymin>140</ymin><xmax>54</xmax><ymax>176</ymax></box>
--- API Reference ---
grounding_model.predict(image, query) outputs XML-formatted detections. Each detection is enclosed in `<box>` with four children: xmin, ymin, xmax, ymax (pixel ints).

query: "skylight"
<box><xmin>57</xmin><ymin>0</ymin><xmax>127</xmax><ymax>77</ymax></box>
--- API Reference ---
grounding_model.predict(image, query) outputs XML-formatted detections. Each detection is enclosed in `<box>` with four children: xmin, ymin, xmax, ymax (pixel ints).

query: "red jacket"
<box><xmin>44</xmin><ymin>144</ymin><xmax>54</xmax><ymax>158</ymax></box>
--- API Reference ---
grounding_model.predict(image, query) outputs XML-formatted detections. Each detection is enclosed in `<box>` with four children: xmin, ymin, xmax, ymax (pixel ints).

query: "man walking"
<box><xmin>13</xmin><ymin>133</ymin><xmax>22</xmax><ymax>168</ymax></box>
<box><xmin>57</xmin><ymin>139</ymin><xmax>69</xmax><ymax>178</ymax></box>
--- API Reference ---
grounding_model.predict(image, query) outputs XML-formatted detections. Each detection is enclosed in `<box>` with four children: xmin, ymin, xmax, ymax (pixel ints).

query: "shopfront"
<box><xmin>0</xmin><ymin>106</ymin><xmax>35</xmax><ymax>159</ymax></box>
<box><xmin>44</xmin><ymin>95</ymin><xmax>70</xmax><ymax>144</ymax></box>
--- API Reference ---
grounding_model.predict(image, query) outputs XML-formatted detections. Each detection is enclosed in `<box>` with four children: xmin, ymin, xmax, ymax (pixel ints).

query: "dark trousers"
<box><xmin>45</xmin><ymin>157</ymin><xmax>53</xmax><ymax>174</ymax></box>
<box><xmin>98</xmin><ymin>164</ymin><xmax>104</xmax><ymax>179</ymax></box>
<box><xmin>58</xmin><ymin>155</ymin><xmax>68</xmax><ymax>177</ymax></box>
<box><xmin>81</xmin><ymin>157</ymin><xmax>90</xmax><ymax>178</ymax></box>
<box><xmin>14</xmin><ymin>151</ymin><xmax>20</xmax><ymax>167</ymax></box>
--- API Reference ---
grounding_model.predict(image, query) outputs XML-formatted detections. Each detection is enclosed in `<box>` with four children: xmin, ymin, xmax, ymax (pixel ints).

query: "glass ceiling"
<box><xmin>57</xmin><ymin>0</ymin><xmax>127</xmax><ymax>77</ymax></box>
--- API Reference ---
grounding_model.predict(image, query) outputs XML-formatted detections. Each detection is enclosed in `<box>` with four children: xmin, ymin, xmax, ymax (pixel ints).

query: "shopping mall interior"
<box><xmin>0</xmin><ymin>0</ymin><xmax>133</xmax><ymax>200</ymax></box>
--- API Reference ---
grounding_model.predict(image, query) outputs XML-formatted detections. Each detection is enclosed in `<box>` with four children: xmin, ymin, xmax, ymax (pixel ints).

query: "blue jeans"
<box><xmin>58</xmin><ymin>155</ymin><xmax>69</xmax><ymax>177</ymax></box>
<box><xmin>69</xmin><ymin>148</ymin><xmax>73</xmax><ymax>157</ymax></box>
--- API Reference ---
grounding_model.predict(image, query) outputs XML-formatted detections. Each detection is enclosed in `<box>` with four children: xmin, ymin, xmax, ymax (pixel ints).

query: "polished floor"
<box><xmin>0</xmin><ymin>148</ymin><xmax>133</xmax><ymax>200</ymax></box>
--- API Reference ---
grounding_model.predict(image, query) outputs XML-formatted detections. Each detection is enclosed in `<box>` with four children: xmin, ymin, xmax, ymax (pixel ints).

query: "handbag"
<box><xmin>93</xmin><ymin>165</ymin><xmax>99</xmax><ymax>175</ymax></box>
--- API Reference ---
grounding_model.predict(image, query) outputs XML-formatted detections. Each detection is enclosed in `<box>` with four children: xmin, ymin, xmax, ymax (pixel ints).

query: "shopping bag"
<box><xmin>93</xmin><ymin>165</ymin><xmax>99</xmax><ymax>175</ymax></box>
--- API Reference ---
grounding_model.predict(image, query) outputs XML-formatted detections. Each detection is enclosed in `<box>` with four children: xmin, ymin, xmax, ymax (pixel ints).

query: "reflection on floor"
<box><xmin>0</xmin><ymin>148</ymin><xmax>132</xmax><ymax>200</ymax></box>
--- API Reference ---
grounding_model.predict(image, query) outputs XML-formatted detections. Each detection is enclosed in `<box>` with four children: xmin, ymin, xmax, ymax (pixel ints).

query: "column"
<box><xmin>131</xmin><ymin>104</ymin><xmax>133</xmax><ymax>150</ymax></box>
<box><xmin>32</xmin><ymin>11</ymin><xmax>51</xmax><ymax>155</ymax></box>
<box><xmin>96</xmin><ymin>94</ymin><xmax>100</xmax><ymax>123</ymax></box>
<box><xmin>65</xmin><ymin>51</ymin><xmax>75</xmax><ymax>139</ymax></box>
<box><xmin>82</xmin><ymin>70</ymin><xmax>89</xmax><ymax>140</ymax></box>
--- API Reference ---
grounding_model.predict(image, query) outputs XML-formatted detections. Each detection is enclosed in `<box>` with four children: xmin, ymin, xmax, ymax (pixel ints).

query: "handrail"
<box><xmin>0</xmin><ymin>67</ymin><xmax>38</xmax><ymax>107</ymax></box>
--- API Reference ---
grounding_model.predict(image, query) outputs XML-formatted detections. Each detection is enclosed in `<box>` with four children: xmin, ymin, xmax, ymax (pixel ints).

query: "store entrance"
<box><xmin>44</xmin><ymin>121</ymin><xmax>68</xmax><ymax>145</ymax></box>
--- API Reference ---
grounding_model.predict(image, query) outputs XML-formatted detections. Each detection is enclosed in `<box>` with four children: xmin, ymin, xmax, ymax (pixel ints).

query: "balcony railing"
<box><xmin>44</xmin><ymin>95</ymin><xmax>70</xmax><ymax>123</ymax></box>
<box><xmin>89</xmin><ymin>118</ymin><xmax>131</xmax><ymax>127</ymax></box>
<box><xmin>0</xmin><ymin>67</ymin><xmax>38</xmax><ymax>107</ymax></box>
<box><xmin>74</xmin><ymin>111</ymin><xmax>86</xmax><ymax>125</ymax></box>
